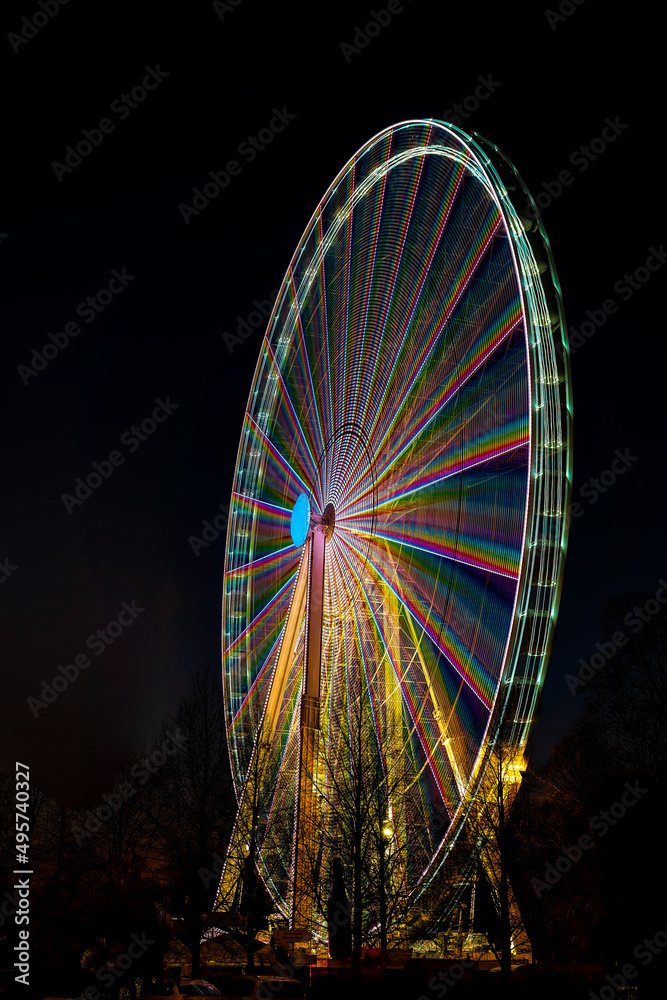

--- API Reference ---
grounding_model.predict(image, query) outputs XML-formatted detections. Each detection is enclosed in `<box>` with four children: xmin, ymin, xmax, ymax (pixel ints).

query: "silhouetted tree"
<box><xmin>148</xmin><ymin>666</ymin><xmax>234</xmax><ymax>975</ymax></box>
<box><xmin>458</xmin><ymin>726</ymin><xmax>531</xmax><ymax>981</ymax></box>
<box><xmin>302</xmin><ymin>691</ymin><xmax>413</xmax><ymax>962</ymax></box>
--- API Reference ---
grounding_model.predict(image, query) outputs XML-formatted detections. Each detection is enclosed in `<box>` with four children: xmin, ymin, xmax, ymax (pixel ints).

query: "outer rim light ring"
<box><xmin>220</xmin><ymin>119</ymin><xmax>571</xmax><ymax>916</ymax></box>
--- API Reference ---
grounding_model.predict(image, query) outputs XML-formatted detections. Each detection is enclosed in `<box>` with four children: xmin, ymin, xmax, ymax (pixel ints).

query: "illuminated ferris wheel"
<box><xmin>216</xmin><ymin>119</ymin><xmax>571</xmax><ymax>942</ymax></box>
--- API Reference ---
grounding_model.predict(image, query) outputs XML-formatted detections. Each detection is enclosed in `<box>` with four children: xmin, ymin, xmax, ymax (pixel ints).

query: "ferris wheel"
<box><xmin>216</xmin><ymin>120</ymin><xmax>571</xmax><ymax>941</ymax></box>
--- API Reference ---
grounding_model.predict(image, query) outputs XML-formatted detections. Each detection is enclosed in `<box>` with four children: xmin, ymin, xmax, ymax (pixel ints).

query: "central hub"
<box><xmin>290</xmin><ymin>494</ymin><xmax>336</xmax><ymax>548</ymax></box>
<box><xmin>312</xmin><ymin>502</ymin><xmax>335</xmax><ymax>542</ymax></box>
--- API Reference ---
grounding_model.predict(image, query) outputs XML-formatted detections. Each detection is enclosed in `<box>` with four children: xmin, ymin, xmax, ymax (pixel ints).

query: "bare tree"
<box><xmin>148</xmin><ymin>666</ymin><xmax>234</xmax><ymax>976</ymax></box>
<box><xmin>211</xmin><ymin>724</ymin><xmax>287</xmax><ymax>972</ymax></box>
<box><xmin>302</xmin><ymin>690</ymin><xmax>413</xmax><ymax>962</ymax></box>
<box><xmin>458</xmin><ymin>726</ymin><xmax>532</xmax><ymax>980</ymax></box>
<box><xmin>1</xmin><ymin>752</ymin><xmax>167</xmax><ymax>981</ymax></box>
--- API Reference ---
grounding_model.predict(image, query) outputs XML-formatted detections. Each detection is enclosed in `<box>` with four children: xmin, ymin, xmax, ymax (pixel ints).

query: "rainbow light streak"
<box><xmin>361</xmin><ymin>156</ymin><xmax>469</xmax><ymax>441</ymax></box>
<box><xmin>348</xmin><ymin>432</ymin><xmax>528</xmax><ymax>527</ymax></box>
<box><xmin>225</xmin><ymin>567</ymin><xmax>299</xmax><ymax>658</ymax></box>
<box><xmin>335</xmin><ymin>530</ymin><xmax>494</xmax><ymax>711</ymax></box>
<box><xmin>342</xmin><ymin>555</ymin><xmax>457</xmax><ymax>813</ymax></box>
<box><xmin>349</xmin><ymin>141</ymin><xmax>421</xmax><ymax>435</ymax></box>
<box><xmin>245</xmin><ymin>413</ymin><xmax>313</xmax><ymax>499</ymax></box>
<box><xmin>364</xmin><ymin>303</ymin><xmax>524</xmax><ymax>508</ymax></box>
<box><xmin>261</xmin><ymin>338</ymin><xmax>322</xmax><ymax>495</ymax></box>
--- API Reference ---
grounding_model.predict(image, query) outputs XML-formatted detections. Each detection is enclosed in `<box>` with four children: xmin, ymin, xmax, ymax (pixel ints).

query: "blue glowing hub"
<box><xmin>290</xmin><ymin>493</ymin><xmax>311</xmax><ymax>547</ymax></box>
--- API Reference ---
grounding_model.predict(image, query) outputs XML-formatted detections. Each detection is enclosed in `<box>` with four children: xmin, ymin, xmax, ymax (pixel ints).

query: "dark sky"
<box><xmin>1</xmin><ymin>0</ymin><xmax>664</xmax><ymax>805</ymax></box>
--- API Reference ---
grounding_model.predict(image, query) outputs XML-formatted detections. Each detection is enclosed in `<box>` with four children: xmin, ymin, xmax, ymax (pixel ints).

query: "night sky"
<box><xmin>1</xmin><ymin>0</ymin><xmax>663</xmax><ymax>807</ymax></box>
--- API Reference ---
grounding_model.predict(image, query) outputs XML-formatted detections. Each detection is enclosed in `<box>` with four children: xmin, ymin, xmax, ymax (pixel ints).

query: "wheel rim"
<box><xmin>222</xmin><ymin>119</ymin><xmax>571</xmax><ymax>921</ymax></box>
